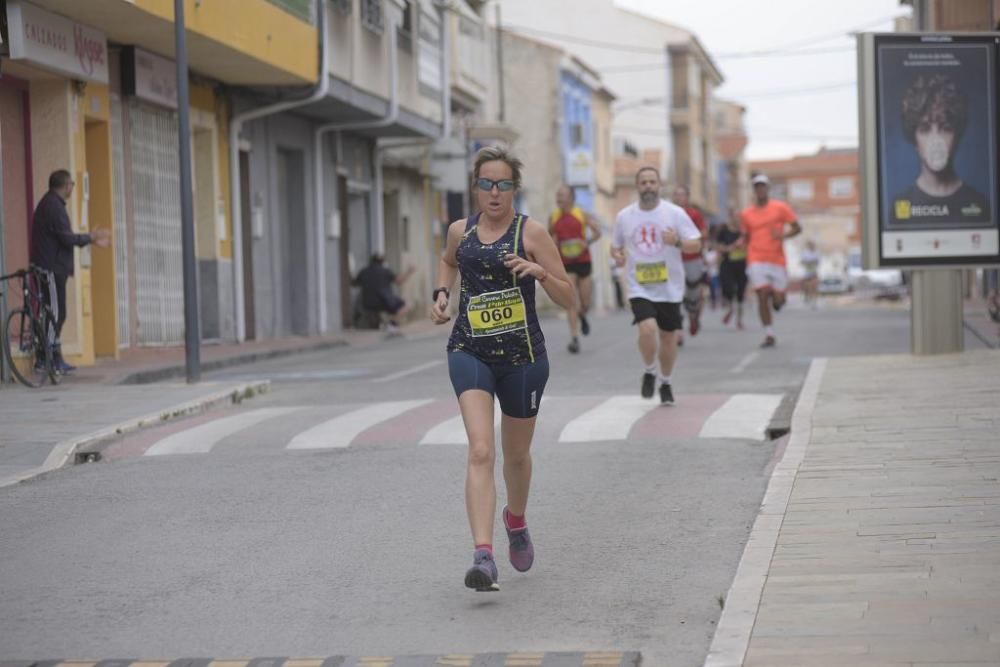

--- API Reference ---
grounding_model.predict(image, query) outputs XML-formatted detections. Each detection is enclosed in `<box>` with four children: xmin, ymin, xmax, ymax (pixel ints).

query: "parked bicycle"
<box><xmin>1</xmin><ymin>266</ymin><xmax>60</xmax><ymax>387</ymax></box>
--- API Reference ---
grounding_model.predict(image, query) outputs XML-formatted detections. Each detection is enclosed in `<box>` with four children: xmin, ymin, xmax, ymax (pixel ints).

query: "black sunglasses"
<box><xmin>476</xmin><ymin>178</ymin><xmax>515</xmax><ymax>192</ymax></box>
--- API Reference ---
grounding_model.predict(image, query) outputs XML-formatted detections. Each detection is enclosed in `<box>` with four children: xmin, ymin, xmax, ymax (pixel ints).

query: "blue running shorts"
<box><xmin>447</xmin><ymin>351</ymin><xmax>549</xmax><ymax>419</ymax></box>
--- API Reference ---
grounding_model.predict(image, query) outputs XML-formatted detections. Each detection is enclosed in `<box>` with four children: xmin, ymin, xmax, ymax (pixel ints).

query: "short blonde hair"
<box><xmin>473</xmin><ymin>144</ymin><xmax>523</xmax><ymax>189</ymax></box>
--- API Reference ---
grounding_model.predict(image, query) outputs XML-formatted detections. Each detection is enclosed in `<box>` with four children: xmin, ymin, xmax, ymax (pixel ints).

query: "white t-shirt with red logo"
<box><xmin>612</xmin><ymin>199</ymin><xmax>701</xmax><ymax>303</ymax></box>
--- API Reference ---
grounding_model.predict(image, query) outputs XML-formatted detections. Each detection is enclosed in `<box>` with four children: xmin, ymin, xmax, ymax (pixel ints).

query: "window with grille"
<box><xmin>361</xmin><ymin>0</ymin><xmax>384</xmax><ymax>33</ymax></box>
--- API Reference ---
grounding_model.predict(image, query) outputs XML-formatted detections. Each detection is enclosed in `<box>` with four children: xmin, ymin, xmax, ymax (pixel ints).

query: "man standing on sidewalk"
<box><xmin>550</xmin><ymin>185</ymin><xmax>602</xmax><ymax>354</ymax></box>
<box><xmin>740</xmin><ymin>173</ymin><xmax>801</xmax><ymax>348</ymax></box>
<box><xmin>612</xmin><ymin>167</ymin><xmax>701</xmax><ymax>404</ymax></box>
<box><xmin>30</xmin><ymin>169</ymin><xmax>110</xmax><ymax>374</ymax></box>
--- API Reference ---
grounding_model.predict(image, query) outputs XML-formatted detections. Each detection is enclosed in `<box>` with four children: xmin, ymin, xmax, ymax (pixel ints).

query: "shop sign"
<box><xmin>565</xmin><ymin>148</ymin><xmax>594</xmax><ymax>187</ymax></box>
<box><xmin>123</xmin><ymin>47</ymin><xmax>178</xmax><ymax>110</ymax></box>
<box><xmin>4</xmin><ymin>0</ymin><xmax>109</xmax><ymax>83</ymax></box>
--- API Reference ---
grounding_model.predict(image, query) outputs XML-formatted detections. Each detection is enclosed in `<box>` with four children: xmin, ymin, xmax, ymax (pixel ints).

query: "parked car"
<box><xmin>818</xmin><ymin>274</ymin><xmax>852</xmax><ymax>295</ymax></box>
<box><xmin>847</xmin><ymin>249</ymin><xmax>904</xmax><ymax>294</ymax></box>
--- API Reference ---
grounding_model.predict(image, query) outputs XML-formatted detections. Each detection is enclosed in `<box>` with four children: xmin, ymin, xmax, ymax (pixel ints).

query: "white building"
<box><xmin>495</xmin><ymin>0</ymin><xmax>724</xmax><ymax>214</ymax></box>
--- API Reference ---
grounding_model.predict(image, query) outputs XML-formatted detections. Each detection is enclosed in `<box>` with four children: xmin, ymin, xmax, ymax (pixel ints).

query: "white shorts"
<box><xmin>748</xmin><ymin>262</ymin><xmax>788</xmax><ymax>293</ymax></box>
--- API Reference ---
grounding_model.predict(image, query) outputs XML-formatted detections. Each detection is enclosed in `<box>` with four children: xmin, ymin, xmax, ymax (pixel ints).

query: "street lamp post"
<box><xmin>174</xmin><ymin>0</ymin><xmax>201</xmax><ymax>382</ymax></box>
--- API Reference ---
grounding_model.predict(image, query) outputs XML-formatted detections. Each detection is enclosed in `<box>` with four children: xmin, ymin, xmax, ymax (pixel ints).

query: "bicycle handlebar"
<box><xmin>1</xmin><ymin>265</ymin><xmax>52</xmax><ymax>282</ymax></box>
<box><xmin>0</xmin><ymin>269</ymin><xmax>28</xmax><ymax>282</ymax></box>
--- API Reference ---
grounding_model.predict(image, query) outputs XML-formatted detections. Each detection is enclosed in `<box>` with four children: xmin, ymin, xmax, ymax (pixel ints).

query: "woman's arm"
<box><xmin>508</xmin><ymin>218</ymin><xmax>576</xmax><ymax>311</ymax></box>
<box><xmin>430</xmin><ymin>220</ymin><xmax>464</xmax><ymax>324</ymax></box>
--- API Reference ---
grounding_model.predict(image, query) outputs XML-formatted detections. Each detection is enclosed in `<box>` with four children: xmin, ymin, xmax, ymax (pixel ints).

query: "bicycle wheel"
<box><xmin>37</xmin><ymin>310</ymin><xmax>59</xmax><ymax>386</ymax></box>
<box><xmin>3</xmin><ymin>308</ymin><xmax>45</xmax><ymax>388</ymax></box>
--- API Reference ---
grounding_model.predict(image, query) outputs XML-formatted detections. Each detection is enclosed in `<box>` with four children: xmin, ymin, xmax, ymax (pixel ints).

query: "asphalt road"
<box><xmin>1</xmin><ymin>297</ymin><xmax>981</xmax><ymax>664</ymax></box>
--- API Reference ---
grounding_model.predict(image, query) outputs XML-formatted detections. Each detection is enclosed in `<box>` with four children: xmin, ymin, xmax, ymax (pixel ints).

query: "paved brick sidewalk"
<box><xmin>707</xmin><ymin>350</ymin><xmax>1000</xmax><ymax>666</ymax></box>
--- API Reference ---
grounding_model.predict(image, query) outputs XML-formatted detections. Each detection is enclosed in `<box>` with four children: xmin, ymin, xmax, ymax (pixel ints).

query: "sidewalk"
<box><xmin>706</xmin><ymin>349</ymin><xmax>1000</xmax><ymax>666</ymax></box>
<box><xmin>964</xmin><ymin>296</ymin><xmax>1000</xmax><ymax>350</ymax></box>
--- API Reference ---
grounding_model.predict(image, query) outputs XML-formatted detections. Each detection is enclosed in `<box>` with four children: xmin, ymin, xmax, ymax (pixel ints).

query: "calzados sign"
<box><xmin>5</xmin><ymin>0</ymin><xmax>109</xmax><ymax>83</ymax></box>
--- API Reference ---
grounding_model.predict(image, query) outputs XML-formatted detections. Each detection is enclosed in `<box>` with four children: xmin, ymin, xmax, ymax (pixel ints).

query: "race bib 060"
<box><xmin>468</xmin><ymin>287</ymin><xmax>527</xmax><ymax>337</ymax></box>
<box><xmin>635</xmin><ymin>261</ymin><xmax>668</xmax><ymax>284</ymax></box>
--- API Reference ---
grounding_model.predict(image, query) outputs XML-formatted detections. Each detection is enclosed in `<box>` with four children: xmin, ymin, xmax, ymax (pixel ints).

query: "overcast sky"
<box><xmin>614</xmin><ymin>0</ymin><xmax>909</xmax><ymax>161</ymax></box>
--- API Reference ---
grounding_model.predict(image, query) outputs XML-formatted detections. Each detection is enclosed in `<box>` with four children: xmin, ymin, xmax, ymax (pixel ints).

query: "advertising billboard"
<box><xmin>859</xmin><ymin>33</ymin><xmax>1000</xmax><ymax>268</ymax></box>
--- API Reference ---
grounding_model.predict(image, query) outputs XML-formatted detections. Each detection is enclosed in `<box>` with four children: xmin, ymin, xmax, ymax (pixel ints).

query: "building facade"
<box><xmin>1</xmin><ymin>0</ymin><xmax>318</xmax><ymax>374</ymax></box>
<box><xmin>714</xmin><ymin>99</ymin><xmax>750</xmax><ymax>220</ymax></box>
<box><xmin>500</xmin><ymin>31</ymin><xmax>616</xmax><ymax>311</ymax></box>
<box><xmin>495</xmin><ymin>0</ymin><xmax>725</xmax><ymax>217</ymax></box>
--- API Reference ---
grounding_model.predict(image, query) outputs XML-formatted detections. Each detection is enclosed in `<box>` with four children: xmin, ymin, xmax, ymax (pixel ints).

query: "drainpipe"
<box><xmin>437</xmin><ymin>0</ymin><xmax>450</xmax><ymax>139</ymax></box>
<box><xmin>229</xmin><ymin>0</ymin><xmax>330</xmax><ymax>342</ymax></box>
<box><xmin>370</xmin><ymin>1</ymin><xmax>450</xmax><ymax>292</ymax></box>
<box><xmin>313</xmin><ymin>0</ymin><xmax>403</xmax><ymax>332</ymax></box>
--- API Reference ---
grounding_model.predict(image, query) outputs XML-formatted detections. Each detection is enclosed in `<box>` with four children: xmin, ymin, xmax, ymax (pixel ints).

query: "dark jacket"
<box><xmin>353</xmin><ymin>263</ymin><xmax>398</xmax><ymax>311</ymax></box>
<box><xmin>30</xmin><ymin>190</ymin><xmax>91</xmax><ymax>276</ymax></box>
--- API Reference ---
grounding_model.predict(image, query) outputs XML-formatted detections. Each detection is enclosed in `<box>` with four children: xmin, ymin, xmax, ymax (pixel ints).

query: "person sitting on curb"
<box><xmin>353</xmin><ymin>253</ymin><xmax>415</xmax><ymax>333</ymax></box>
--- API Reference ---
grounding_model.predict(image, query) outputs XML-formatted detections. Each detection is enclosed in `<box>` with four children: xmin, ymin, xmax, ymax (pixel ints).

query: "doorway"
<box><xmin>85</xmin><ymin>119</ymin><xmax>117</xmax><ymax>357</ymax></box>
<box><xmin>277</xmin><ymin>148</ymin><xmax>308</xmax><ymax>336</ymax></box>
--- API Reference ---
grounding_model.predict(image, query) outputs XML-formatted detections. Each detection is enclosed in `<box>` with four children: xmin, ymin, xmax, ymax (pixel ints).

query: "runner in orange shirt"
<box><xmin>550</xmin><ymin>185</ymin><xmax>602</xmax><ymax>354</ymax></box>
<box><xmin>740</xmin><ymin>174</ymin><xmax>802</xmax><ymax>348</ymax></box>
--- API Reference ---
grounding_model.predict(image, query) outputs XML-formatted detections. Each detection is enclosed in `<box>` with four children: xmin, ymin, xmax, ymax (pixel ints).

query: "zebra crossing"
<box><xmin>135</xmin><ymin>392</ymin><xmax>783</xmax><ymax>457</ymax></box>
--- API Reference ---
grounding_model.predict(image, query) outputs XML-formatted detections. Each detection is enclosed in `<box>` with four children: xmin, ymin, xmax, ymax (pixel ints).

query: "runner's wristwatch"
<box><xmin>433</xmin><ymin>287</ymin><xmax>450</xmax><ymax>302</ymax></box>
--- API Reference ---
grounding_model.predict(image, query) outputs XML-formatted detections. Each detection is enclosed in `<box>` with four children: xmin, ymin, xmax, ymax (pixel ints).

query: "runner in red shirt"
<box><xmin>673</xmin><ymin>185</ymin><xmax>709</xmax><ymax>341</ymax></box>
<box><xmin>550</xmin><ymin>185</ymin><xmax>602</xmax><ymax>353</ymax></box>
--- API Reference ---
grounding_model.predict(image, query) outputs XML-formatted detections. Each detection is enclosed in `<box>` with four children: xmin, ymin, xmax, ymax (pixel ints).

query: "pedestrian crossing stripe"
<box><xmin>9</xmin><ymin>655</ymin><xmax>641</xmax><ymax>667</ymax></box>
<box><xmin>138</xmin><ymin>393</ymin><xmax>783</xmax><ymax>456</ymax></box>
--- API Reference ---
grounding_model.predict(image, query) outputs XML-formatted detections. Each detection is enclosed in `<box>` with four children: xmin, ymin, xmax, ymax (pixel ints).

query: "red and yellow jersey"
<box><xmin>550</xmin><ymin>207</ymin><xmax>591</xmax><ymax>264</ymax></box>
<box><xmin>681</xmin><ymin>206</ymin><xmax>706</xmax><ymax>261</ymax></box>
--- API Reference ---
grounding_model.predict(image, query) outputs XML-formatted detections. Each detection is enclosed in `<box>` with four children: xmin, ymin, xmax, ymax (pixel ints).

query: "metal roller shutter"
<box><xmin>128</xmin><ymin>101</ymin><xmax>184</xmax><ymax>345</ymax></box>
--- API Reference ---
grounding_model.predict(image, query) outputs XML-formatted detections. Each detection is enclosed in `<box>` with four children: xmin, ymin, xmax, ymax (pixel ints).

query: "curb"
<box><xmin>118</xmin><ymin>340</ymin><xmax>348</xmax><ymax>384</ymax></box>
<box><xmin>703</xmin><ymin>357</ymin><xmax>828</xmax><ymax>667</ymax></box>
<box><xmin>0</xmin><ymin>380</ymin><xmax>270</xmax><ymax>489</ymax></box>
<box><xmin>0</xmin><ymin>654</ymin><xmax>640</xmax><ymax>667</ymax></box>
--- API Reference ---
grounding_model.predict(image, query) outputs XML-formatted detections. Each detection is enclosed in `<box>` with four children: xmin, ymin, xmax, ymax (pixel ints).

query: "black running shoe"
<box><xmin>760</xmin><ymin>335</ymin><xmax>776</xmax><ymax>348</ymax></box>
<box><xmin>579</xmin><ymin>313</ymin><xmax>590</xmax><ymax>336</ymax></box>
<box><xmin>659</xmin><ymin>382</ymin><xmax>675</xmax><ymax>405</ymax></box>
<box><xmin>641</xmin><ymin>372</ymin><xmax>656</xmax><ymax>399</ymax></box>
<box><xmin>568</xmin><ymin>338</ymin><xmax>580</xmax><ymax>354</ymax></box>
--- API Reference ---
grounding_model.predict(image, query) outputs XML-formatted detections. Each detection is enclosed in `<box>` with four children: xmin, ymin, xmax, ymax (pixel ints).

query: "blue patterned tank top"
<box><xmin>447</xmin><ymin>212</ymin><xmax>546</xmax><ymax>365</ymax></box>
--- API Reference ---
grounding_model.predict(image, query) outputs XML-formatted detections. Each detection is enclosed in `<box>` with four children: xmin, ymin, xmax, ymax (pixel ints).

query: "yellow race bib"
<box><xmin>468</xmin><ymin>287</ymin><xmax>527</xmax><ymax>337</ymax></box>
<box><xmin>635</xmin><ymin>261</ymin><xmax>669</xmax><ymax>285</ymax></box>
<box><xmin>560</xmin><ymin>238</ymin><xmax>585</xmax><ymax>259</ymax></box>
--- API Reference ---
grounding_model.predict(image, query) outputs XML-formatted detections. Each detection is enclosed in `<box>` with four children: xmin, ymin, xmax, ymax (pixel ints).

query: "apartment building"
<box><xmin>495</xmin><ymin>0</ymin><xmax>725</xmax><ymax>217</ymax></box>
<box><xmin>1</xmin><ymin>0</ymin><xmax>319</xmax><ymax>368</ymax></box>
<box><xmin>902</xmin><ymin>0</ymin><xmax>1000</xmax><ymax>30</ymax></box>
<box><xmin>500</xmin><ymin>31</ymin><xmax>616</xmax><ymax>311</ymax></box>
<box><xmin>714</xmin><ymin>99</ymin><xmax>749</xmax><ymax>220</ymax></box>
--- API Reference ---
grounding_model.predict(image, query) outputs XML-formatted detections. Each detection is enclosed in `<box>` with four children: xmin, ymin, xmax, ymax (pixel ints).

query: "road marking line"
<box><xmin>698</xmin><ymin>393</ymin><xmax>783</xmax><ymax>441</ymax></box>
<box><xmin>145</xmin><ymin>408</ymin><xmax>301</xmax><ymax>456</ymax></box>
<box><xmin>287</xmin><ymin>400</ymin><xmax>432</xmax><ymax>449</ymax></box>
<box><xmin>372</xmin><ymin>359</ymin><xmax>444</xmax><ymax>383</ymax></box>
<box><xmin>419</xmin><ymin>409</ymin><xmax>501</xmax><ymax>445</ymax></box>
<box><xmin>730</xmin><ymin>350</ymin><xmax>759</xmax><ymax>374</ymax></box>
<box><xmin>558</xmin><ymin>396</ymin><xmax>659</xmax><ymax>442</ymax></box>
